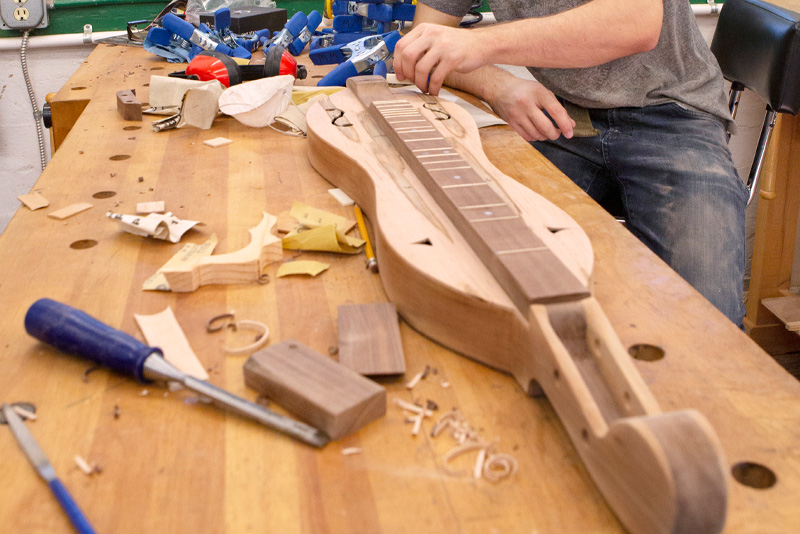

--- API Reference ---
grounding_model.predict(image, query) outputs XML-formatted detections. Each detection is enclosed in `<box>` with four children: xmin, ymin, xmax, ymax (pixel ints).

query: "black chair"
<box><xmin>710</xmin><ymin>0</ymin><xmax>800</xmax><ymax>205</ymax></box>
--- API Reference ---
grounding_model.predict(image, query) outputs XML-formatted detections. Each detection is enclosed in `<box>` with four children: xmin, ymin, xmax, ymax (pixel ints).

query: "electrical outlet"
<box><xmin>1</xmin><ymin>0</ymin><xmax>48</xmax><ymax>31</ymax></box>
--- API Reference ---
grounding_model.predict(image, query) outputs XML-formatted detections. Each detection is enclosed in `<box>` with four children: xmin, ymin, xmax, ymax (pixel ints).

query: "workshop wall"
<box><xmin>0</xmin><ymin>10</ymin><xmax>794</xmax><ymax>291</ymax></box>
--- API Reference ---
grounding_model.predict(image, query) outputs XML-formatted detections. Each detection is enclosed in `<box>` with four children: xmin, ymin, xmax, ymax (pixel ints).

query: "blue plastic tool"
<box><xmin>161</xmin><ymin>13</ymin><xmax>250</xmax><ymax>60</ymax></box>
<box><xmin>262</xmin><ymin>11</ymin><xmax>308</xmax><ymax>51</ymax></box>
<box><xmin>24</xmin><ymin>299</ymin><xmax>329</xmax><ymax>448</ymax></box>
<box><xmin>288</xmin><ymin>10</ymin><xmax>322</xmax><ymax>55</ymax></box>
<box><xmin>315</xmin><ymin>31</ymin><xmax>401</xmax><ymax>86</ymax></box>
<box><xmin>2</xmin><ymin>403</ymin><xmax>96</xmax><ymax>534</ymax></box>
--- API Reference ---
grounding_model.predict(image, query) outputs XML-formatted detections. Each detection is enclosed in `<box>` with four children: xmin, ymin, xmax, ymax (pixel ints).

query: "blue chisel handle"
<box><xmin>49</xmin><ymin>479</ymin><xmax>97</xmax><ymax>534</ymax></box>
<box><xmin>25</xmin><ymin>298</ymin><xmax>160</xmax><ymax>382</ymax></box>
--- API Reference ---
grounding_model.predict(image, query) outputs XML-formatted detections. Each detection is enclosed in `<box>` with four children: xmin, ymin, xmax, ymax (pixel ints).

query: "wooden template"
<box><xmin>243</xmin><ymin>339</ymin><xmax>386</xmax><ymax>440</ymax></box>
<box><xmin>160</xmin><ymin>212</ymin><xmax>282</xmax><ymax>292</ymax></box>
<box><xmin>305</xmin><ymin>76</ymin><xmax>728</xmax><ymax>534</ymax></box>
<box><xmin>337</xmin><ymin>302</ymin><xmax>406</xmax><ymax>375</ymax></box>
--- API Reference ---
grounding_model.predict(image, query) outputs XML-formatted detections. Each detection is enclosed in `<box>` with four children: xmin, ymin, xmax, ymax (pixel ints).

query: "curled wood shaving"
<box><xmin>483</xmin><ymin>453</ymin><xmax>519</xmax><ymax>483</ymax></box>
<box><xmin>341</xmin><ymin>447</ymin><xmax>363</xmax><ymax>456</ymax></box>
<box><xmin>442</xmin><ymin>441</ymin><xmax>491</xmax><ymax>477</ymax></box>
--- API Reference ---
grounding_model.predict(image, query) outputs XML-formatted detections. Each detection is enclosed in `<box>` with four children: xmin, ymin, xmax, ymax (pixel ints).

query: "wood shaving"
<box><xmin>341</xmin><ymin>447</ymin><xmax>363</xmax><ymax>455</ymax></box>
<box><xmin>483</xmin><ymin>453</ymin><xmax>519</xmax><ymax>483</ymax></box>
<box><xmin>74</xmin><ymin>455</ymin><xmax>94</xmax><ymax>476</ymax></box>
<box><xmin>12</xmin><ymin>405</ymin><xmax>37</xmax><ymax>421</ymax></box>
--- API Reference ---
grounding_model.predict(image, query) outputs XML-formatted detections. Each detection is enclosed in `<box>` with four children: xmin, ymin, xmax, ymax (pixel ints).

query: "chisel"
<box><xmin>24</xmin><ymin>298</ymin><xmax>329</xmax><ymax>448</ymax></box>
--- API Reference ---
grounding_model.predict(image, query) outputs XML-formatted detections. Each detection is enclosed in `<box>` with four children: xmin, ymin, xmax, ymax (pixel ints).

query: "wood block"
<box><xmin>763</xmin><ymin>295</ymin><xmax>800</xmax><ymax>331</ymax></box>
<box><xmin>338</xmin><ymin>303</ymin><xmax>406</xmax><ymax>375</ymax></box>
<box><xmin>116</xmin><ymin>89</ymin><xmax>142</xmax><ymax>121</ymax></box>
<box><xmin>136</xmin><ymin>201</ymin><xmax>166</xmax><ymax>214</ymax></box>
<box><xmin>17</xmin><ymin>192</ymin><xmax>49</xmax><ymax>210</ymax></box>
<box><xmin>243</xmin><ymin>339</ymin><xmax>386</xmax><ymax>440</ymax></box>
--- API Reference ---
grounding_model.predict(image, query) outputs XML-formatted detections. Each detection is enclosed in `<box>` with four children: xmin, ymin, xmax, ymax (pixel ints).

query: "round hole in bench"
<box><xmin>70</xmin><ymin>239</ymin><xmax>97</xmax><ymax>250</ymax></box>
<box><xmin>628</xmin><ymin>344</ymin><xmax>665</xmax><ymax>362</ymax></box>
<box><xmin>731</xmin><ymin>461</ymin><xmax>776</xmax><ymax>489</ymax></box>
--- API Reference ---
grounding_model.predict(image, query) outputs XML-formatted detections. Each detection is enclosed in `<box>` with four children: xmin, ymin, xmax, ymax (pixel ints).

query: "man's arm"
<box><xmin>395</xmin><ymin>0</ymin><xmax>662</xmax><ymax>95</ymax></box>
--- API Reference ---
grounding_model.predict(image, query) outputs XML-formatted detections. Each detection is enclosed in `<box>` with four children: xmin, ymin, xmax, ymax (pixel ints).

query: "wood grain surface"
<box><xmin>0</xmin><ymin>44</ymin><xmax>799</xmax><ymax>534</ymax></box>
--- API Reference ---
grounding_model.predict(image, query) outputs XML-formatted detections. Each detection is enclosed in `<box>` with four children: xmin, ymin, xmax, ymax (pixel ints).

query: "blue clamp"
<box><xmin>315</xmin><ymin>30</ymin><xmax>401</xmax><ymax>86</ymax></box>
<box><xmin>288</xmin><ymin>10</ymin><xmax>322</xmax><ymax>56</ymax></box>
<box><xmin>261</xmin><ymin>11</ymin><xmax>308</xmax><ymax>52</ymax></box>
<box><xmin>161</xmin><ymin>13</ymin><xmax>251</xmax><ymax>60</ymax></box>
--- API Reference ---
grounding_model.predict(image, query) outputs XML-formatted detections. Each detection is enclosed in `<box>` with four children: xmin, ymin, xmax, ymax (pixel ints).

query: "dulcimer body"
<box><xmin>306</xmin><ymin>76</ymin><xmax>728</xmax><ymax>534</ymax></box>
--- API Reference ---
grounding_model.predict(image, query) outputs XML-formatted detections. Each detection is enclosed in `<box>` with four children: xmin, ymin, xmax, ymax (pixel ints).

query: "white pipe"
<box><xmin>1</xmin><ymin>4</ymin><xmax>721</xmax><ymax>52</ymax></box>
<box><xmin>0</xmin><ymin>29</ymin><xmax>125</xmax><ymax>51</ymax></box>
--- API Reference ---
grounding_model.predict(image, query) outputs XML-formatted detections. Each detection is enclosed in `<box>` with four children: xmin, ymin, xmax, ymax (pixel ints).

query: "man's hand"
<box><xmin>394</xmin><ymin>23</ymin><xmax>487</xmax><ymax>95</ymax></box>
<box><xmin>487</xmin><ymin>78</ymin><xmax>576</xmax><ymax>141</ymax></box>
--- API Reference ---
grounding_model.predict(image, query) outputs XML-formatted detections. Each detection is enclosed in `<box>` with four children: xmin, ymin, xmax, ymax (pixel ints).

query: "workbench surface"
<box><xmin>1</xmin><ymin>44</ymin><xmax>799</xmax><ymax>534</ymax></box>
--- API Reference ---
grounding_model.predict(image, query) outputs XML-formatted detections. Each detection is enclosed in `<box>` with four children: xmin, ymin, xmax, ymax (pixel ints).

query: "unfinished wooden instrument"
<box><xmin>306</xmin><ymin>76</ymin><xmax>728</xmax><ymax>534</ymax></box>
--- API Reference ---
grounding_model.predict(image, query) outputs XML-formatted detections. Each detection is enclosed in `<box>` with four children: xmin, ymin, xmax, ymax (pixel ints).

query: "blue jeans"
<box><xmin>532</xmin><ymin>102</ymin><xmax>747</xmax><ymax>326</ymax></box>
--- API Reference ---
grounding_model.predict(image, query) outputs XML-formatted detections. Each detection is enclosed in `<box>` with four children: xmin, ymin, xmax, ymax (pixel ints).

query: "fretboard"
<box><xmin>368</xmin><ymin>98</ymin><xmax>589</xmax><ymax>312</ymax></box>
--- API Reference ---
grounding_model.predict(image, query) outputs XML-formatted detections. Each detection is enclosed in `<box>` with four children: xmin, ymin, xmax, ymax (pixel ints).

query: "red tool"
<box><xmin>172</xmin><ymin>47</ymin><xmax>307</xmax><ymax>88</ymax></box>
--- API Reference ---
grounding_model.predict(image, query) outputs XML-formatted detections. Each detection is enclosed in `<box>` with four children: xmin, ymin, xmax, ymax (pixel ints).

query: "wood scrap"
<box><xmin>338</xmin><ymin>303</ymin><xmax>406</xmax><ymax>376</ymax></box>
<box><xmin>243</xmin><ymin>339</ymin><xmax>386</xmax><ymax>440</ymax></box>
<box><xmin>18</xmin><ymin>192</ymin><xmax>49</xmax><ymax>210</ymax></box>
<box><xmin>134</xmin><ymin>307</ymin><xmax>209</xmax><ymax>380</ymax></box>
<box><xmin>48</xmin><ymin>202</ymin><xmax>92</xmax><ymax>220</ymax></box>
<box><xmin>116</xmin><ymin>89</ymin><xmax>143</xmax><ymax>121</ymax></box>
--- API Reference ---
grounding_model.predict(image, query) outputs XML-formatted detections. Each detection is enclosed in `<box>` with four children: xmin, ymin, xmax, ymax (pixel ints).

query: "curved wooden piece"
<box><xmin>161</xmin><ymin>212</ymin><xmax>282</xmax><ymax>292</ymax></box>
<box><xmin>306</xmin><ymin>77</ymin><xmax>727</xmax><ymax>534</ymax></box>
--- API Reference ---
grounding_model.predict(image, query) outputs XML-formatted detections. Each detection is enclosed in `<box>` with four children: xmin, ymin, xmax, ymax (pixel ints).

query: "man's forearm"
<box><xmin>479</xmin><ymin>0</ymin><xmax>662</xmax><ymax>68</ymax></box>
<box><xmin>413</xmin><ymin>0</ymin><xmax>662</xmax><ymax>69</ymax></box>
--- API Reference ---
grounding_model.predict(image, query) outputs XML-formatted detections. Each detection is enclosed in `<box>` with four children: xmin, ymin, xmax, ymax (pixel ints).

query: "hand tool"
<box><xmin>313</xmin><ymin>31</ymin><xmax>400</xmax><ymax>86</ymax></box>
<box><xmin>24</xmin><ymin>299</ymin><xmax>330</xmax><ymax>448</ymax></box>
<box><xmin>260</xmin><ymin>11</ymin><xmax>308</xmax><ymax>52</ymax></box>
<box><xmin>2</xmin><ymin>403</ymin><xmax>97</xmax><ymax>534</ymax></box>
<box><xmin>288</xmin><ymin>10</ymin><xmax>322</xmax><ymax>56</ymax></box>
<box><xmin>161</xmin><ymin>13</ymin><xmax>251</xmax><ymax>60</ymax></box>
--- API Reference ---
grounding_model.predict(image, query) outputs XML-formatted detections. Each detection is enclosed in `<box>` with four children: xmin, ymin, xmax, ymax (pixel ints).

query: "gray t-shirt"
<box><xmin>421</xmin><ymin>0</ymin><xmax>732</xmax><ymax>124</ymax></box>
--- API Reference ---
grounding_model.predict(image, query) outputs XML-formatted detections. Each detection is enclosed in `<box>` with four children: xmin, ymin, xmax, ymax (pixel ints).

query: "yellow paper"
<box><xmin>143</xmin><ymin>234</ymin><xmax>218</xmax><ymax>291</ymax></box>
<box><xmin>291</xmin><ymin>86</ymin><xmax>343</xmax><ymax>106</ymax></box>
<box><xmin>282</xmin><ymin>225</ymin><xmax>362</xmax><ymax>254</ymax></box>
<box><xmin>290</xmin><ymin>202</ymin><xmax>356</xmax><ymax>234</ymax></box>
<box><xmin>276</xmin><ymin>260</ymin><xmax>330</xmax><ymax>278</ymax></box>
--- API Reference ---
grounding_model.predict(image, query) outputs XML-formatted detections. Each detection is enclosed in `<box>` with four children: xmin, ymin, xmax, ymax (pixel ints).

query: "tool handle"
<box><xmin>288</xmin><ymin>10</ymin><xmax>321</xmax><ymax>55</ymax></box>
<box><xmin>25</xmin><ymin>299</ymin><xmax>159</xmax><ymax>382</ymax></box>
<box><xmin>48</xmin><ymin>479</ymin><xmax>97</xmax><ymax>534</ymax></box>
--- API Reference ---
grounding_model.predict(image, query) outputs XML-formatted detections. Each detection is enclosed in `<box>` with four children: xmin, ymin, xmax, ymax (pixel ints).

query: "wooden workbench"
<box><xmin>1</xmin><ymin>44</ymin><xmax>799</xmax><ymax>534</ymax></box>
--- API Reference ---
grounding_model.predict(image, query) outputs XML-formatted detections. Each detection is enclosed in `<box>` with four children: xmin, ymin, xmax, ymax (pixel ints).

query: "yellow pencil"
<box><xmin>354</xmin><ymin>205</ymin><xmax>378</xmax><ymax>273</ymax></box>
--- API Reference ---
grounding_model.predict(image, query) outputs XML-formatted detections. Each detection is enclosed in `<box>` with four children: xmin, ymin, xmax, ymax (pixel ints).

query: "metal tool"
<box><xmin>312</xmin><ymin>31</ymin><xmax>401</xmax><ymax>86</ymax></box>
<box><xmin>24</xmin><ymin>299</ymin><xmax>330</xmax><ymax>448</ymax></box>
<box><xmin>2</xmin><ymin>403</ymin><xmax>97</xmax><ymax>534</ymax></box>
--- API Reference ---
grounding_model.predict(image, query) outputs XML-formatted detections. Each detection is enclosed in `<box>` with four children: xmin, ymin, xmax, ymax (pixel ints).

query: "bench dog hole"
<box><xmin>70</xmin><ymin>239</ymin><xmax>97</xmax><ymax>250</ymax></box>
<box><xmin>110</xmin><ymin>155</ymin><xmax>131</xmax><ymax>161</ymax></box>
<box><xmin>92</xmin><ymin>191</ymin><xmax>116</xmax><ymax>199</ymax></box>
<box><xmin>628</xmin><ymin>343</ymin><xmax>664</xmax><ymax>362</ymax></box>
<box><xmin>731</xmin><ymin>461</ymin><xmax>777</xmax><ymax>489</ymax></box>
